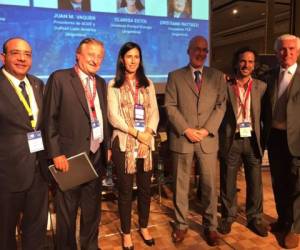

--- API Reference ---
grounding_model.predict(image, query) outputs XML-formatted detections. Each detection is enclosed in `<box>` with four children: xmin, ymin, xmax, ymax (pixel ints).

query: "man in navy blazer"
<box><xmin>0</xmin><ymin>37</ymin><xmax>48</xmax><ymax>250</ymax></box>
<box><xmin>44</xmin><ymin>38</ymin><xmax>110</xmax><ymax>250</ymax></box>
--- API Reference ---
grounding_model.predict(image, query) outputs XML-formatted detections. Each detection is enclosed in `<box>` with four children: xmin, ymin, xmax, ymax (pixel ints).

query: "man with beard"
<box><xmin>218</xmin><ymin>47</ymin><xmax>269</xmax><ymax>237</ymax></box>
<box><xmin>164</xmin><ymin>35</ymin><xmax>226</xmax><ymax>246</ymax></box>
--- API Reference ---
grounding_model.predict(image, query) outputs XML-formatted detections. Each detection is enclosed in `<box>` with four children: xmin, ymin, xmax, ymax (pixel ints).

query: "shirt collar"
<box><xmin>190</xmin><ymin>65</ymin><xmax>203</xmax><ymax>75</ymax></box>
<box><xmin>2</xmin><ymin>68</ymin><xmax>29</xmax><ymax>88</ymax></box>
<box><xmin>71</xmin><ymin>2</ymin><xmax>82</xmax><ymax>10</ymax></box>
<box><xmin>76</xmin><ymin>65</ymin><xmax>94</xmax><ymax>83</ymax></box>
<box><xmin>280</xmin><ymin>63</ymin><xmax>297</xmax><ymax>76</ymax></box>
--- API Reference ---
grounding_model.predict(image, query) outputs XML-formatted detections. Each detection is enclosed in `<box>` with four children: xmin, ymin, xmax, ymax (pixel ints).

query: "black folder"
<box><xmin>49</xmin><ymin>152</ymin><xmax>98</xmax><ymax>191</ymax></box>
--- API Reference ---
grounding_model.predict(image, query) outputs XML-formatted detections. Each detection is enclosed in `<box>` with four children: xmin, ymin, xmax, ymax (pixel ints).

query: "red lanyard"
<box><xmin>233</xmin><ymin>79</ymin><xmax>253</xmax><ymax>120</ymax></box>
<box><xmin>75</xmin><ymin>66</ymin><xmax>97</xmax><ymax>120</ymax></box>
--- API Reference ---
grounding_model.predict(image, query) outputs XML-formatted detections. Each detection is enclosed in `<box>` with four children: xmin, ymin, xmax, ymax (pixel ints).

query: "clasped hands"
<box><xmin>136</xmin><ymin>131</ymin><xmax>152</xmax><ymax>158</ymax></box>
<box><xmin>184</xmin><ymin>127</ymin><xmax>209</xmax><ymax>143</ymax></box>
<box><xmin>129</xmin><ymin>127</ymin><xmax>153</xmax><ymax>158</ymax></box>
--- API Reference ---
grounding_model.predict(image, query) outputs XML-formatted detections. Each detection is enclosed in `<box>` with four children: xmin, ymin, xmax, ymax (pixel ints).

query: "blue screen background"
<box><xmin>0</xmin><ymin>3</ymin><xmax>209</xmax><ymax>83</ymax></box>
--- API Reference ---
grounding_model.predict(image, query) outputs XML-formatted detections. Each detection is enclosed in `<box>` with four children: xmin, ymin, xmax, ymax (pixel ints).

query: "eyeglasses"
<box><xmin>193</xmin><ymin>47</ymin><xmax>209</xmax><ymax>53</ymax></box>
<box><xmin>5</xmin><ymin>50</ymin><xmax>32</xmax><ymax>58</ymax></box>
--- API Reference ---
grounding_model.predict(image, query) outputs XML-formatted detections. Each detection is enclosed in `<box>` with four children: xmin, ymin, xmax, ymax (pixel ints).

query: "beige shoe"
<box><xmin>284</xmin><ymin>232</ymin><xmax>299</xmax><ymax>249</ymax></box>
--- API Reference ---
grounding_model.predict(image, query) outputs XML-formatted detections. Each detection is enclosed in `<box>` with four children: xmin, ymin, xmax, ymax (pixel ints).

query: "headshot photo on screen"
<box><xmin>58</xmin><ymin>0</ymin><xmax>91</xmax><ymax>11</ymax></box>
<box><xmin>117</xmin><ymin>0</ymin><xmax>145</xmax><ymax>15</ymax></box>
<box><xmin>168</xmin><ymin>0</ymin><xmax>191</xmax><ymax>18</ymax></box>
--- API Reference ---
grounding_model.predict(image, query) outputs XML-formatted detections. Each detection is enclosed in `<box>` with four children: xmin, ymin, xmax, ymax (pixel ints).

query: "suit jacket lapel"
<box><xmin>28</xmin><ymin>75</ymin><xmax>43</xmax><ymax>128</ymax></box>
<box><xmin>250</xmin><ymin>80</ymin><xmax>260</xmax><ymax>123</ymax></box>
<box><xmin>288</xmin><ymin>66</ymin><xmax>300</xmax><ymax>100</ymax></box>
<box><xmin>95</xmin><ymin>78</ymin><xmax>105</xmax><ymax>113</ymax></box>
<box><xmin>0</xmin><ymin>71</ymin><xmax>32</xmax><ymax>128</ymax></box>
<box><xmin>270</xmin><ymin>68</ymin><xmax>280</xmax><ymax>114</ymax></box>
<box><xmin>199</xmin><ymin>67</ymin><xmax>208</xmax><ymax>100</ymax></box>
<box><xmin>70</xmin><ymin>69</ymin><xmax>90</xmax><ymax>118</ymax></box>
<box><xmin>228</xmin><ymin>83</ymin><xmax>238</xmax><ymax>119</ymax></box>
<box><xmin>182</xmin><ymin>66</ymin><xmax>199</xmax><ymax>96</ymax></box>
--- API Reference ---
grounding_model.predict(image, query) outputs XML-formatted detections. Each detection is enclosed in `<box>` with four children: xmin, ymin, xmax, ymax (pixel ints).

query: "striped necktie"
<box><xmin>19</xmin><ymin>81</ymin><xmax>30</xmax><ymax>106</ymax></box>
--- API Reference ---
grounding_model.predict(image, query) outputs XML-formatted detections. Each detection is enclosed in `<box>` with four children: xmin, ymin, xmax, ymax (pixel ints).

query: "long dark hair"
<box><xmin>120</xmin><ymin>0</ymin><xmax>144</xmax><ymax>11</ymax></box>
<box><xmin>114</xmin><ymin>42</ymin><xmax>149</xmax><ymax>88</ymax></box>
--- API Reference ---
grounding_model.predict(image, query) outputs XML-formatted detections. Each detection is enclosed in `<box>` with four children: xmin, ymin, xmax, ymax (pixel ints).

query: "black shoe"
<box><xmin>218</xmin><ymin>219</ymin><xmax>233</xmax><ymax>235</ymax></box>
<box><xmin>122</xmin><ymin>246</ymin><xmax>134</xmax><ymax>250</ymax></box>
<box><xmin>247</xmin><ymin>220</ymin><xmax>268</xmax><ymax>237</ymax></box>
<box><xmin>139</xmin><ymin>230</ymin><xmax>155</xmax><ymax>246</ymax></box>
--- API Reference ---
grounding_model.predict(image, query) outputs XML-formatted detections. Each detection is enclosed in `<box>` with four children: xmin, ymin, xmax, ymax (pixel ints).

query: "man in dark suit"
<box><xmin>43</xmin><ymin>38</ymin><xmax>110</xmax><ymax>250</ymax></box>
<box><xmin>0</xmin><ymin>37</ymin><xmax>48</xmax><ymax>250</ymax></box>
<box><xmin>218</xmin><ymin>47</ymin><xmax>268</xmax><ymax>237</ymax></box>
<box><xmin>262</xmin><ymin>34</ymin><xmax>300</xmax><ymax>249</ymax></box>
<box><xmin>164</xmin><ymin>35</ymin><xmax>227</xmax><ymax>246</ymax></box>
<box><xmin>58</xmin><ymin>0</ymin><xmax>90</xmax><ymax>11</ymax></box>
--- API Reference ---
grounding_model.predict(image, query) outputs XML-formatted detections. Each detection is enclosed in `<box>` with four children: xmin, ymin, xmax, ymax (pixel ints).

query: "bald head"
<box><xmin>187</xmin><ymin>36</ymin><xmax>208</xmax><ymax>68</ymax></box>
<box><xmin>1</xmin><ymin>37</ymin><xmax>32</xmax><ymax>80</ymax></box>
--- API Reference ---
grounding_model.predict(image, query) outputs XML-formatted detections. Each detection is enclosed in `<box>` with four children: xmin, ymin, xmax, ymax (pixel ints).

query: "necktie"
<box><xmin>194</xmin><ymin>70</ymin><xmax>201</xmax><ymax>91</ymax></box>
<box><xmin>278</xmin><ymin>70</ymin><xmax>292</xmax><ymax>98</ymax></box>
<box><xmin>19</xmin><ymin>81</ymin><xmax>30</xmax><ymax>106</ymax></box>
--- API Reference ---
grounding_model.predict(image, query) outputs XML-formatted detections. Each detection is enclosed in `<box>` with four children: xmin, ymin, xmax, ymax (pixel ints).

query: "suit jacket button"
<box><xmin>86</xmin><ymin>137</ymin><xmax>90</xmax><ymax>141</ymax></box>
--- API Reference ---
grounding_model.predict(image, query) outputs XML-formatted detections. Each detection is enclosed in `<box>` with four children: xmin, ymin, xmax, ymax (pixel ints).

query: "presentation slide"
<box><xmin>0</xmin><ymin>0</ymin><xmax>209</xmax><ymax>84</ymax></box>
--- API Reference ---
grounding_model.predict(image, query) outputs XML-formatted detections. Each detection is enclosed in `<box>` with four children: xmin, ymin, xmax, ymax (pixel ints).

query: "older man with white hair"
<box><xmin>262</xmin><ymin>34</ymin><xmax>300</xmax><ymax>249</ymax></box>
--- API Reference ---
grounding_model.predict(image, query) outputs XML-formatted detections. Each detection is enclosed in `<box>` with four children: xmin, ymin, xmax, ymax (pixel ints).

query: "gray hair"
<box><xmin>274</xmin><ymin>34</ymin><xmax>300</xmax><ymax>51</ymax></box>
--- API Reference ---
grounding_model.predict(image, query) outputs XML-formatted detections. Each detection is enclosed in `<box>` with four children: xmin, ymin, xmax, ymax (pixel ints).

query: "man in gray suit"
<box><xmin>218</xmin><ymin>47</ymin><xmax>268</xmax><ymax>237</ymax></box>
<box><xmin>263</xmin><ymin>34</ymin><xmax>300</xmax><ymax>249</ymax></box>
<box><xmin>164</xmin><ymin>35</ymin><xmax>226</xmax><ymax>246</ymax></box>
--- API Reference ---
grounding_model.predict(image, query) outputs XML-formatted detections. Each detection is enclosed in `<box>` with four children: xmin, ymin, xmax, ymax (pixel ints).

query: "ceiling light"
<box><xmin>232</xmin><ymin>9</ymin><xmax>238</xmax><ymax>15</ymax></box>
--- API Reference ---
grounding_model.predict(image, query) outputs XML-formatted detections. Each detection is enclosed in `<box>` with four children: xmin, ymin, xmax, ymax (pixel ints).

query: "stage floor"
<box><xmin>33</xmin><ymin>168</ymin><xmax>299</xmax><ymax>249</ymax></box>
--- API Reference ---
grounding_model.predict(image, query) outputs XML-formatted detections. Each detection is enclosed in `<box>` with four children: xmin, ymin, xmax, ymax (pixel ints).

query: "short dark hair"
<box><xmin>114</xmin><ymin>41</ymin><xmax>149</xmax><ymax>88</ymax></box>
<box><xmin>232</xmin><ymin>46</ymin><xmax>258</xmax><ymax>74</ymax></box>
<box><xmin>2</xmin><ymin>37</ymin><xmax>30</xmax><ymax>53</ymax></box>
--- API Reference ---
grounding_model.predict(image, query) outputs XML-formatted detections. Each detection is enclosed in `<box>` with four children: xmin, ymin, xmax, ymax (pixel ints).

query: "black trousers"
<box><xmin>112</xmin><ymin>137</ymin><xmax>153</xmax><ymax>234</ymax></box>
<box><xmin>220</xmin><ymin>134</ymin><xmax>263</xmax><ymax>223</ymax></box>
<box><xmin>268</xmin><ymin>128</ymin><xmax>300</xmax><ymax>233</ymax></box>
<box><xmin>0</xmin><ymin>170</ymin><xmax>48</xmax><ymax>250</ymax></box>
<box><xmin>55</xmin><ymin>150</ymin><xmax>102</xmax><ymax>250</ymax></box>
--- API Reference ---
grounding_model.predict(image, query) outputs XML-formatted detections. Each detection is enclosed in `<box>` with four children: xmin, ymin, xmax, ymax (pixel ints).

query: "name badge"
<box><xmin>92</xmin><ymin>120</ymin><xmax>103</xmax><ymax>141</ymax></box>
<box><xmin>239</xmin><ymin>122</ymin><xmax>252</xmax><ymax>137</ymax></box>
<box><xmin>134</xmin><ymin>104</ymin><xmax>144</xmax><ymax>120</ymax></box>
<box><xmin>134</xmin><ymin>120</ymin><xmax>145</xmax><ymax>132</ymax></box>
<box><xmin>27</xmin><ymin>130</ymin><xmax>44</xmax><ymax>153</ymax></box>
